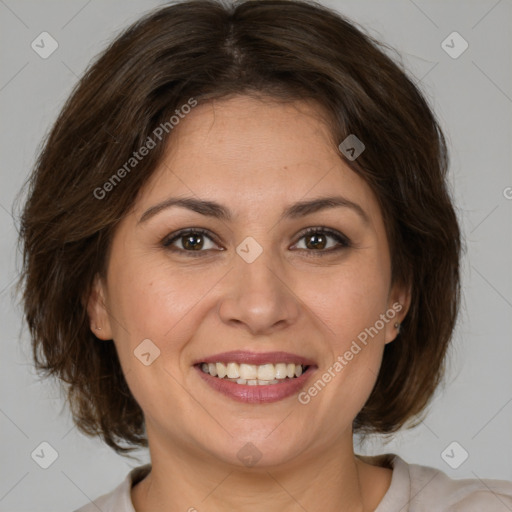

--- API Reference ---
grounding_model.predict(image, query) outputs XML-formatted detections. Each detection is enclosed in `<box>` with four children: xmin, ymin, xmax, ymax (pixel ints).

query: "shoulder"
<box><xmin>399</xmin><ymin>455</ymin><xmax>512</xmax><ymax>511</ymax></box>
<box><xmin>72</xmin><ymin>464</ymin><xmax>151</xmax><ymax>512</ymax></box>
<box><xmin>360</xmin><ymin>453</ymin><xmax>512</xmax><ymax>511</ymax></box>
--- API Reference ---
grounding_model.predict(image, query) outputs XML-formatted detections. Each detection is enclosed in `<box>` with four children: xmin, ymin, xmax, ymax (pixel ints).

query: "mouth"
<box><xmin>196</xmin><ymin>361</ymin><xmax>311</xmax><ymax>386</ymax></box>
<box><xmin>192</xmin><ymin>351</ymin><xmax>317</xmax><ymax>403</ymax></box>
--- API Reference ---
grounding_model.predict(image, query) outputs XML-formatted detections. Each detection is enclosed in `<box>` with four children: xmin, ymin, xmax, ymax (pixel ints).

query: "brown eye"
<box><xmin>180</xmin><ymin>233</ymin><xmax>206</xmax><ymax>251</ymax></box>
<box><xmin>293</xmin><ymin>227</ymin><xmax>351</xmax><ymax>254</ymax></box>
<box><xmin>304</xmin><ymin>232</ymin><xmax>328</xmax><ymax>250</ymax></box>
<box><xmin>163</xmin><ymin>228</ymin><xmax>220</xmax><ymax>255</ymax></box>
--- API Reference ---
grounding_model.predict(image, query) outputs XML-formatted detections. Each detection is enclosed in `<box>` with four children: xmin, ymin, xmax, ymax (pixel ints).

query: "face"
<box><xmin>89</xmin><ymin>95</ymin><xmax>410</xmax><ymax>468</ymax></box>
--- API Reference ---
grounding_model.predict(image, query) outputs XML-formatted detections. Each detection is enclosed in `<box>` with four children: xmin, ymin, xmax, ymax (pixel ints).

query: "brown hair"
<box><xmin>18</xmin><ymin>0</ymin><xmax>462</xmax><ymax>456</ymax></box>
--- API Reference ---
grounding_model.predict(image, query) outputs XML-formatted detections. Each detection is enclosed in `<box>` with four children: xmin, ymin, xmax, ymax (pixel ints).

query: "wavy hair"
<box><xmin>18</xmin><ymin>0</ymin><xmax>462</xmax><ymax>455</ymax></box>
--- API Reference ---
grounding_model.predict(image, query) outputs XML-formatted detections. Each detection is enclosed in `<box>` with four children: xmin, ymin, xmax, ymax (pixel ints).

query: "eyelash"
<box><xmin>162</xmin><ymin>226</ymin><xmax>351</xmax><ymax>258</ymax></box>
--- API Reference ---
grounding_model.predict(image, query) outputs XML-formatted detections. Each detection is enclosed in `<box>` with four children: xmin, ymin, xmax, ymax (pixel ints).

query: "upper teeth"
<box><xmin>201</xmin><ymin>362</ymin><xmax>305</xmax><ymax>380</ymax></box>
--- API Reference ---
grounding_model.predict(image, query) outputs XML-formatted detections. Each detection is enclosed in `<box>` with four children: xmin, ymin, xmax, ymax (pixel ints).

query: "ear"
<box><xmin>87</xmin><ymin>273</ymin><xmax>113</xmax><ymax>340</ymax></box>
<box><xmin>384</xmin><ymin>280</ymin><xmax>412</xmax><ymax>345</ymax></box>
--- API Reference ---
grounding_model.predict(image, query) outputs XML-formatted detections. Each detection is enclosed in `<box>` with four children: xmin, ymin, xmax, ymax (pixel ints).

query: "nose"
<box><xmin>217</xmin><ymin>248</ymin><xmax>301</xmax><ymax>336</ymax></box>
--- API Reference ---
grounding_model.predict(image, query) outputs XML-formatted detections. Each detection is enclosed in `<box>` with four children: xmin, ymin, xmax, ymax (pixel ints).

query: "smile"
<box><xmin>194</xmin><ymin>363</ymin><xmax>316</xmax><ymax>404</ymax></box>
<box><xmin>199</xmin><ymin>361</ymin><xmax>308</xmax><ymax>385</ymax></box>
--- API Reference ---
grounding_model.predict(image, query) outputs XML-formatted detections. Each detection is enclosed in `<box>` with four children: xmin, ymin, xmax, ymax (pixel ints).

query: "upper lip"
<box><xmin>193</xmin><ymin>350</ymin><xmax>316</xmax><ymax>367</ymax></box>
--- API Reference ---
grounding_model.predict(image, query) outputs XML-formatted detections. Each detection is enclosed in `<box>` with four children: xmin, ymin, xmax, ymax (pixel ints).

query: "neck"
<box><xmin>131</xmin><ymin>430</ymin><xmax>391</xmax><ymax>512</ymax></box>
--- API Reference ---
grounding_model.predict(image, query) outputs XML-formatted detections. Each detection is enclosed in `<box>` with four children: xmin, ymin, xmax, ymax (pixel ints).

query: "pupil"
<box><xmin>182</xmin><ymin>233</ymin><xmax>327</xmax><ymax>251</ymax></box>
<box><xmin>184</xmin><ymin>234</ymin><xmax>202</xmax><ymax>250</ymax></box>
<box><xmin>307</xmin><ymin>234</ymin><xmax>325</xmax><ymax>250</ymax></box>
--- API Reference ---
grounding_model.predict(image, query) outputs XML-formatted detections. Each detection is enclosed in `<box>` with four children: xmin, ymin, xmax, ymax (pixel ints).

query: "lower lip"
<box><xmin>194</xmin><ymin>365</ymin><xmax>317</xmax><ymax>404</ymax></box>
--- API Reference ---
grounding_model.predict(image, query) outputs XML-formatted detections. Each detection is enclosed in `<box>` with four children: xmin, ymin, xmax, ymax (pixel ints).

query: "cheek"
<box><xmin>307</xmin><ymin>254</ymin><xmax>391</xmax><ymax>410</ymax></box>
<box><xmin>108</xmin><ymin>256</ymin><xmax>190</xmax><ymax>338</ymax></box>
<box><xmin>106</xmin><ymin>256</ymin><xmax>220</xmax><ymax>379</ymax></box>
<box><xmin>105</xmin><ymin>261</ymin><xmax>199</xmax><ymax>417</ymax></box>
<box><xmin>308</xmin><ymin>254</ymin><xmax>391</xmax><ymax>345</ymax></box>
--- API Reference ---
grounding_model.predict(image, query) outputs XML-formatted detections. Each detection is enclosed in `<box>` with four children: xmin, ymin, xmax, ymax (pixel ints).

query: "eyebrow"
<box><xmin>138</xmin><ymin>195</ymin><xmax>370</xmax><ymax>225</ymax></box>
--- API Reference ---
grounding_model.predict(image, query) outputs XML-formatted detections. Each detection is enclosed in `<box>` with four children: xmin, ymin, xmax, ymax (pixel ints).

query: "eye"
<box><xmin>162</xmin><ymin>226</ymin><xmax>351</xmax><ymax>257</ymax></box>
<box><xmin>162</xmin><ymin>228</ymin><xmax>221</xmax><ymax>256</ymax></box>
<box><xmin>292</xmin><ymin>227</ymin><xmax>351</xmax><ymax>255</ymax></box>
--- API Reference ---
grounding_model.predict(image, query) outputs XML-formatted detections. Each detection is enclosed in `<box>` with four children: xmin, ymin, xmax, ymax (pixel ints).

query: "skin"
<box><xmin>88</xmin><ymin>95</ymin><xmax>411</xmax><ymax>512</ymax></box>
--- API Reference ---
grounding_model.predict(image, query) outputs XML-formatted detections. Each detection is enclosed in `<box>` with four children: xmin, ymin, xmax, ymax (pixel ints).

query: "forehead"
<box><xmin>134</xmin><ymin>95</ymin><xmax>379</xmax><ymax>222</ymax></box>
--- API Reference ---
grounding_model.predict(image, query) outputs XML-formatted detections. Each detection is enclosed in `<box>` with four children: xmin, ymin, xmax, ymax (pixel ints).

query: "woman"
<box><xmin>18</xmin><ymin>0</ymin><xmax>512</xmax><ymax>510</ymax></box>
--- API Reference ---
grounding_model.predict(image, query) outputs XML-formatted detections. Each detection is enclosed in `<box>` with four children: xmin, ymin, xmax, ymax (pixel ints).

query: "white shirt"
<box><xmin>73</xmin><ymin>453</ymin><xmax>512</xmax><ymax>511</ymax></box>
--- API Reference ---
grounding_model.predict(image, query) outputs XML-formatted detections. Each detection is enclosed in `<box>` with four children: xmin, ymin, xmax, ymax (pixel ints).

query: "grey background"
<box><xmin>1</xmin><ymin>0</ymin><xmax>511</xmax><ymax>511</ymax></box>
